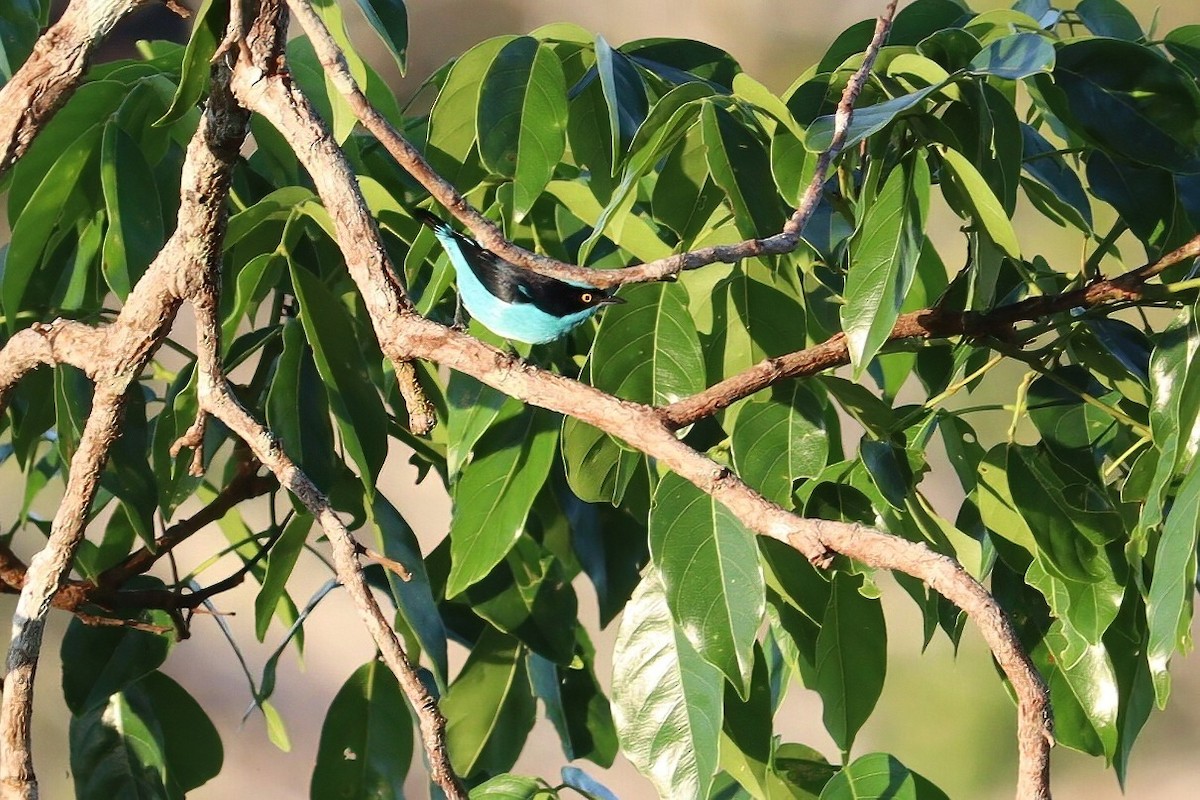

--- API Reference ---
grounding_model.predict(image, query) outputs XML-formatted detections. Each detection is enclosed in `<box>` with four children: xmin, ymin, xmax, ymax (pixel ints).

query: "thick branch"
<box><xmin>0</xmin><ymin>0</ymin><xmax>153</xmax><ymax>179</ymax></box>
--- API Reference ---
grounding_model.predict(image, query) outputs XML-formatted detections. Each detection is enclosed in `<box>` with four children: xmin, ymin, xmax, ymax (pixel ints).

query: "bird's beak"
<box><xmin>598</xmin><ymin>294</ymin><xmax>626</xmax><ymax>306</ymax></box>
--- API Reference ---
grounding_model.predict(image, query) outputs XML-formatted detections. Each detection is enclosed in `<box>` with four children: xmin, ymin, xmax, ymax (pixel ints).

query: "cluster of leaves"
<box><xmin>3</xmin><ymin>0</ymin><xmax>1200</xmax><ymax>797</ymax></box>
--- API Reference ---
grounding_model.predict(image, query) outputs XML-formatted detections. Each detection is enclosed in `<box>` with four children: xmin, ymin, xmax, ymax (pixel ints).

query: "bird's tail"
<box><xmin>412</xmin><ymin>208</ymin><xmax>452</xmax><ymax>235</ymax></box>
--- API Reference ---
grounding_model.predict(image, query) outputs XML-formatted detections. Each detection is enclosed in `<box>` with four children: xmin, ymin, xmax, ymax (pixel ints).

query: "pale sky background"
<box><xmin>2</xmin><ymin>1</ymin><xmax>1199</xmax><ymax>799</ymax></box>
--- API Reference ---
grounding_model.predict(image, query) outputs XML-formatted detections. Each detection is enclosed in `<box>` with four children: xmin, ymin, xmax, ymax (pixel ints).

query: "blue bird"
<box><xmin>413</xmin><ymin>209</ymin><xmax>624</xmax><ymax>344</ymax></box>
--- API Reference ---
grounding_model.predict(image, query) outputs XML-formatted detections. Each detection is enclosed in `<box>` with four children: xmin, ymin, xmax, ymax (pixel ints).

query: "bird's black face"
<box><xmin>533</xmin><ymin>285</ymin><xmax>625</xmax><ymax>317</ymax></box>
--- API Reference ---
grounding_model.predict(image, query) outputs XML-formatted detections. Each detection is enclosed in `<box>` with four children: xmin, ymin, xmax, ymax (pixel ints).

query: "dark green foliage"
<box><xmin>4</xmin><ymin>0</ymin><xmax>1200</xmax><ymax>796</ymax></box>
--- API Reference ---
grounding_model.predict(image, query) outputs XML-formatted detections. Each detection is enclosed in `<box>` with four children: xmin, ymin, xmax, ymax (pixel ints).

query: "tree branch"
<box><xmin>662</xmin><ymin>232</ymin><xmax>1200</xmax><ymax>428</ymax></box>
<box><xmin>0</xmin><ymin>47</ymin><xmax>249</xmax><ymax>800</ymax></box>
<box><xmin>0</xmin><ymin>0</ymin><xmax>154</xmax><ymax>180</ymax></box>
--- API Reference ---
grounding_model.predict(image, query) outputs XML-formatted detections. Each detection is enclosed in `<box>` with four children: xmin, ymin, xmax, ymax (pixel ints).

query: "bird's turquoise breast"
<box><xmin>434</xmin><ymin>229</ymin><xmax>601</xmax><ymax>344</ymax></box>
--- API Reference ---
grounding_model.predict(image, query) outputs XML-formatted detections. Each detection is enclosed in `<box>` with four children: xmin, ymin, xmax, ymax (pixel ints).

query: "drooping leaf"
<box><xmin>650</xmin><ymin>472</ymin><xmax>765</xmax><ymax>694</ymax></box>
<box><xmin>842</xmin><ymin>152</ymin><xmax>931</xmax><ymax>373</ymax></box>
<box><xmin>442</xmin><ymin>627</ymin><xmax>537</xmax><ymax>779</ymax></box>
<box><xmin>446</xmin><ymin>408</ymin><xmax>559</xmax><ymax>597</ymax></box>
<box><xmin>311</xmin><ymin>659</ymin><xmax>413</xmax><ymax>799</ymax></box>
<box><xmin>612</xmin><ymin>571</ymin><xmax>722</xmax><ymax>799</ymax></box>
<box><xmin>731</xmin><ymin>383</ymin><xmax>829</xmax><ymax>506</ymax></box>
<box><xmin>812</xmin><ymin>572</ymin><xmax>887</xmax><ymax>754</ymax></box>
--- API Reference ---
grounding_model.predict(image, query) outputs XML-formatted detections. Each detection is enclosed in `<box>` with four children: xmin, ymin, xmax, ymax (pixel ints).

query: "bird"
<box><xmin>412</xmin><ymin>209</ymin><xmax>624</xmax><ymax>344</ymax></box>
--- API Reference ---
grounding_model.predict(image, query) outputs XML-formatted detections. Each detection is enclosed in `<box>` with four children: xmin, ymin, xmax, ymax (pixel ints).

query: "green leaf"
<box><xmin>813</xmin><ymin>572</ymin><xmax>886</xmax><ymax>754</ymax></box>
<box><xmin>650</xmin><ymin>472</ymin><xmax>765</xmax><ymax>694</ymax></box>
<box><xmin>70</xmin><ymin>688</ymin><xmax>168</xmax><ymax>799</ymax></box>
<box><xmin>442</xmin><ymin>628</ymin><xmax>536</xmax><ymax>779</ymax></box>
<box><xmin>589</xmin><ymin>282</ymin><xmax>704</xmax><ymax>404</ymax></box>
<box><xmin>820</xmin><ymin>753</ymin><xmax>949</xmax><ymax>800</ymax></box>
<box><xmin>289</xmin><ymin>260</ymin><xmax>388</xmax><ymax>493</ymax></box>
<box><xmin>468</xmin><ymin>536</ymin><xmax>578</xmax><ymax>665</ymax></box>
<box><xmin>477</xmin><ymin>37</ymin><xmax>568</xmax><ymax>218</ymax></box>
<box><xmin>1021</xmin><ymin>123</ymin><xmax>1092</xmax><ymax>231</ymax></box>
<box><xmin>3</xmin><ymin>124</ymin><xmax>102</xmax><ymax>328</ymax></box>
<box><xmin>446</xmin><ymin>408</ymin><xmax>559</xmax><ymax>597</ymax></box>
<box><xmin>806</xmin><ymin>85</ymin><xmax>940</xmax><ymax>153</ymax></box>
<box><xmin>61</xmin><ymin>608</ymin><xmax>173</xmax><ymax>716</ymax></box>
<box><xmin>369</xmin><ymin>493</ymin><xmax>449</xmax><ymax>688</ymax></box>
<box><xmin>528</xmin><ymin>638</ymin><xmax>618</xmax><ymax>766</ymax></box>
<box><xmin>938</xmin><ymin>144</ymin><xmax>1021</xmax><ymax>258</ymax></box>
<box><xmin>561</xmin><ymin>416</ymin><xmax>641</xmax><ymax>504</ymax></box>
<box><xmin>154</xmin><ymin>0</ymin><xmax>225</xmax><ymax>126</ymax></box>
<box><xmin>447</xmin><ymin>368</ymin><xmax>522</xmax><ymax>479</ymax></box>
<box><xmin>351</xmin><ymin>0</ymin><xmax>408</xmax><ymax>74</ymax></box>
<box><xmin>1146</xmin><ymin>466</ymin><xmax>1200</xmax><ymax>707</ymax></box>
<box><xmin>843</xmin><ymin>152</ymin><xmax>930</xmax><ymax>374</ymax></box>
<box><xmin>702</xmin><ymin>102</ymin><xmax>786</xmax><ymax>239</ymax></box>
<box><xmin>612</xmin><ymin>570</ymin><xmax>722</xmax><ymax>799</ymax></box>
<box><xmin>137</xmin><ymin>671</ymin><xmax>223</xmax><ymax>794</ymax></box>
<box><xmin>254</xmin><ymin>514</ymin><xmax>314</xmax><ymax>642</ymax></box>
<box><xmin>1165</xmin><ymin>25</ymin><xmax>1200</xmax><ymax>76</ymax></box>
<box><xmin>965</xmin><ymin>32</ymin><xmax>1055</xmax><ymax>80</ymax></box>
<box><xmin>7</xmin><ymin>80</ymin><xmax>124</xmax><ymax>224</ymax></box>
<box><xmin>311</xmin><ymin>659</ymin><xmax>413</xmax><ymax>799</ymax></box>
<box><xmin>577</xmin><ymin>82</ymin><xmax>711</xmax><ymax>260</ymax></box>
<box><xmin>427</xmin><ymin>36</ymin><xmax>513</xmax><ymax>183</ymax></box>
<box><xmin>592</xmin><ymin>35</ymin><xmax>649</xmax><ymax>175</ymax></box>
<box><xmin>267</xmin><ymin>319</ymin><xmax>338</xmax><ymax>493</ymax></box>
<box><xmin>469</xmin><ymin>774</ymin><xmax>554</xmax><ymax>799</ymax></box>
<box><xmin>1042</xmin><ymin>39</ymin><xmax>1200</xmax><ymax>173</ymax></box>
<box><xmin>732</xmin><ymin>383</ymin><xmax>829</xmax><ymax>506</ymax></box>
<box><xmin>1075</xmin><ymin>0</ymin><xmax>1142</xmax><ymax>41</ymax></box>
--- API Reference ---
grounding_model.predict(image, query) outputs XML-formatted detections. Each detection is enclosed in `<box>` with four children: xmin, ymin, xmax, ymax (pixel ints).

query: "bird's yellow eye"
<box><xmin>581</xmin><ymin>292</ymin><xmax>593</xmax><ymax>303</ymax></box>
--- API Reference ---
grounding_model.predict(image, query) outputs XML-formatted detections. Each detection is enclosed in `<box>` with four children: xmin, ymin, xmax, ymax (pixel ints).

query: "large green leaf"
<box><xmin>702</xmin><ymin>102</ymin><xmax>786</xmax><ymax>239</ymax></box>
<box><xmin>1041</xmin><ymin>38</ymin><xmax>1200</xmax><ymax>173</ymax></box>
<box><xmin>938</xmin><ymin>144</ymin><xmax>1021</xmax><ymax>257</ymax></box>
<box><xmin>561</xmin><ymin>416</ymin><xmax>642</xmax><ymax>505</ymax></box>
<box><xmin>813</xmin><ymin>573</ymin><xmax>887</xmax><ymax>754</ymax></box>
<box><xmin>350</xmin><ymin>0</ymin><xmax>408</xmax><ymax>74</ymax></box>
<box><xmin>477</xmin><ymin>37</ymin><xmax>568</xmax><ymax>217</ymax></box>
<box><xmin>820</xmin><ymin>753</ymin><xmax>949</xmax><ymax>800</ymax></box>
<box><xmin>369</xmin><ymin>493</ymin><xmax>449</xmax><ymax>688</ymax></box>
<box><xmin>447</xmin><ymin>370</ymin><xmax>522</xmax><ymax>479</ymax></box>
<box><xmin>843</xmin><ymin>152</ymin><xmax>930</xmax><ymax>373</ymax></box>
<box><xmin>468</xmin><ymin>536</ymin><xmax>578</xmax><ymax>665</ymax></box>
<box><xmin>153</xmin><ymin>0</ymin><xmax>224</xmax><ymax>127</ymax></box>
<box><xmin>731</xmin><ymin>383</ymin><xmax>829</xmax><ymax>506</ymax></box>
<box><xmin>426</xmin><ymin>36</ymin><xmax>514</xmax><ymax>184</ymax></box>
<box><xmin>70</xmin><ymin>671</ymin><xmax>223</xmax><ymax>800</ymax></box>
<box><xmin>612</xmin><ymin>570</ymin><xmax>722</xmax><ymax>799</ymax></box>
<box><xmin>806</xmin><ymin>86</ymin><xmax>940</xmax><ymax>153</ymax></box>
<box><xmin>1146</xmin><ymin>466</ymin><xmax>1200</xmax><ymax>707</ymax></box>
<box><xmin>289</xmin><ymin>260</ymin><xmax>388</xmax><ymax>494</ymax></box>
<box><xmin>965</xmin><ymin>32</ymin><xmax>1055</xmax><ymax>79</ymax></box>
<box><xmin>1075</xmin><ymin>0</ymin><xmax>1143</xmax><ymax>41</ymax></box>
<box><xmin>3</xmin><ymin>123</ymin><xmax>102</xmax><ymax>328</ymax></box>
<box><xmin>589</xmin><ymin>282</ymin><xmax>704</xmax><ymax>405</ymax></box>
<box><xmin>61</xmin><ymin>608</ymin><xmax>173</xmax><ymax>716</ymax></box>
<box><xmin>446</xmin><ymin>408</ymin><xmax>559</xmax><ymax>597</ymax></box>
<box><xmin>266</xmin><ymin>319</ymin><xmax>338</xmax><ymax>493</ymax></box>
<box><xmin>311</xmin><ymin>659</ymin><xmax>413</xmax><ymax>799</ymax></box>
<box><xmin>528</xmin><ymin>636</ymin><xmax>618</xmax><ymax>766</ymax></box>
<box><xmin>650</xmin><ymin>472</ymin><xmax>765</xmax><ymax>694</ymax></box>
<box><xmin>442</xmin><ymin>628</ymin><xmax>536</xmax><ymax>779</ymax></box>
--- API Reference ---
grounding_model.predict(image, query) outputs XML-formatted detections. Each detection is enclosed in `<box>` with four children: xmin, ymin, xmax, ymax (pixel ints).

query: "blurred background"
<box><xmin>3</xmin><ymin>0</ymin><xmax>1199</xmax><ymax>798</ymax></box>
